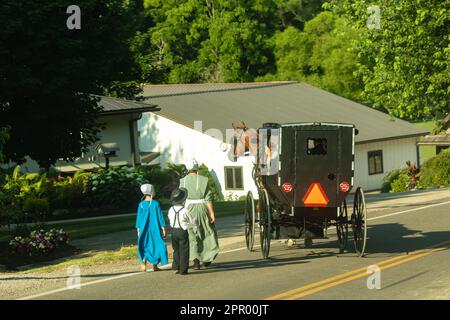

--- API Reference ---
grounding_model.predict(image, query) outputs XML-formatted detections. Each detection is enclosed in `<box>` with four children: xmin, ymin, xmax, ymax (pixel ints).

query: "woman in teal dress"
<box><xmin>180</xmin><ymin>160</ymin><xmax>219</xmax><ymax>269</ymax></box>
<box><xmin>136</xmin><ymin>184</ymin><xmax>168</xmax><ymax>272</ymax></box>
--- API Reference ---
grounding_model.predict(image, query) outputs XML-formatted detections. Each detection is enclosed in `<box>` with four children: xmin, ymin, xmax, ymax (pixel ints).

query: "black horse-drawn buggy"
<box><xmin>238</xmin><ymin>122</ymin><xmax>367</xmax><ymax>259</ymax></box>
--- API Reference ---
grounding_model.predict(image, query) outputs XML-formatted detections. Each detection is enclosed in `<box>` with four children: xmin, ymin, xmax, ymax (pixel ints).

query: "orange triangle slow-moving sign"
<box><xmin>302</xmin><ymin>183</ymin><xmax>329</xmax><ymax>207</ymax></box>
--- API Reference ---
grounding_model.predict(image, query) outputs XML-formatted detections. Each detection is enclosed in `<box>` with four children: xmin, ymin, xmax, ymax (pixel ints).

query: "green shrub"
<box><xmin>138</xmin><ymin>165</ymin><xmax>176</xmax><ymax>199</ymax></box>
<box><xmin>23</xmin><ymin>198</ymin><xmax>50</xmax><ymax>222</ymax></box>
<box><xmin>73</xmin><ymin>171</ymin><xmax>91</xmax><ymax>194</ymax></box>
<box><xmin>418</xmin><ymin>148</ymin><xmax>450</xmax><ymax>188</ymax></box>
<box><xmin>381</xmin><ymin>168</ymin><xmax>408</xmax><ymax>193</ymax></box>
<box><xmin>87</xmin><ymin>166</ymin><xmax>145</xmax><ymax>208</ymax></box>
<box><xmin>390</xmin><ymin>174</ymin><xmax>410</xmax><ymax>193</ymax></box>
<box><xmin>0</xmin><ymin>187</ymin><xmax>23</xmax><ymax>227</ymax></box>
<box><xmin>198</xmin><ymin>164</ymin><xmax>221</xmax><ymax>201</ymax></box>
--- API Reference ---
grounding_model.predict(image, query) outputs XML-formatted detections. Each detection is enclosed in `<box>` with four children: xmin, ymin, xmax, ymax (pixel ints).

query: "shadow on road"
<box><xmin>186</xmin><ymin>249</ymin><xmax>338</xmax><ymax>275</ymax></box>
<box><xmin>271</xmin><ymin>222</ymin><xmax>450</xmax><ymax>259</ymax></box>
<box><xmin>364</xmin><ymin>223</ymin><xmax>450</xmax><ymax>256</ymax></box>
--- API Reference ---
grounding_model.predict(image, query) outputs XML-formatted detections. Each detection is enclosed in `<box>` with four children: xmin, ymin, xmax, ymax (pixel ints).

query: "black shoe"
<box><xmin>202</xmin><ymin>262</ymin><xmax>212</xmax><ymax>268</ymax></box>
<box><xmin>153</xmin><ymin>264</ymin><xmax>161</xmax><ymax>271</ymax></box>
<box><xmin>193</xmin><ymin>259</ymin><xmax>201</xmax><ymax>270</ymax></box>
<box><xmin>179</xmin><ymin>271</ymin><xmax>188</xmax><ymax>275</ymax></box>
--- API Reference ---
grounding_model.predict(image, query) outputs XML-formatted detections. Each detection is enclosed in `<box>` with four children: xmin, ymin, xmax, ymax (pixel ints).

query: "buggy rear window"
<box><xmin>306</xmin><ymin>138</ymin><xmax>327</xmax><ymax>155</ymax></box>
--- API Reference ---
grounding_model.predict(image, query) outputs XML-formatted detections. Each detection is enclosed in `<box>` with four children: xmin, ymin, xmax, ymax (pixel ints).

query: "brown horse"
<box><xmin>230</xmin><ymin>121</ymin><xmax>258</xmax><ymax>161</ymax></box>
<box><xmin>230</xmin><ymin>121</ymin><xmax>276</xmax><ymax>167</ymax></box>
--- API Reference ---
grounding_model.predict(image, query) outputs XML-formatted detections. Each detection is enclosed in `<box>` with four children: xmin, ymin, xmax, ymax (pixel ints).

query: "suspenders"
<box><xmin>172</xmin><ymin>206</ymin><xmax>185</xmax><ymax>229</ymax></box>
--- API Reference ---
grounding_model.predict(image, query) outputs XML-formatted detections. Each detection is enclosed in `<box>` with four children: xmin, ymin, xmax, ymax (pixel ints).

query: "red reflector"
<box><xmin>302</xmin><ymin>183</ymin><xmax>329</xmax><ymax>207</ymax></box>
<box><xmin>340</xmin><ymin>182</ymin><xmax>350</xmax><ymax>192</ymax></box>
<box><xmin>282</xmin><ymin>183</ymin><xmax>293</xmax><ymax>192</ymax></box>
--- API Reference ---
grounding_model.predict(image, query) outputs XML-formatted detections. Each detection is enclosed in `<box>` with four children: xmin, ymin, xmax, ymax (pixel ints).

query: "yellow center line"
<box><xmin>265</xmin><ymin>239</ymin><xmax>450</xmax><ymax>300</ymax></box>
<box><xmin>285</xmin><ymin>247</ymin><xmax>445</xmax><ymax>300</ymax></box>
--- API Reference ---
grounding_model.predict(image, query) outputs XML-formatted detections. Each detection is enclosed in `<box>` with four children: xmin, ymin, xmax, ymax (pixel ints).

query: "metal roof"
<box><xmin>142</xmin><ymin>81</ymin><xmax>295</xmax><ymax>98</ymax></box>
<box><xmin>96</xmin><ymin>95</ymin><xmax>160</xmax><ymax>115</ymax></box>
<box><xmin>143</xmin><ymin>82</ymin><xmax>428</xmax><ymax>144</ymax></box>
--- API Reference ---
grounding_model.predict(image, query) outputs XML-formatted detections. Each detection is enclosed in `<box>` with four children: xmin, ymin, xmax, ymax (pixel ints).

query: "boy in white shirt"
<box><xmin>168</xmin><ymin>187</ymin><xmax>192</xmax><ymax>275</ymax></box>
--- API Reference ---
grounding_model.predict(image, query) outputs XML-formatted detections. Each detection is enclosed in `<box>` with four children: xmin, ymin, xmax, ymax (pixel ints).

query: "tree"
<box><xmin>261</xmin><ymin>11</ymin><xmax>363</xmax><ymax>101</ymax></box>
<box><xmin>274</xmin><ymin>0</ymin><xmax>324</xmax><ymax>30</ymax></box>
<box><xmin>133</xmin><ymin>0</ymin><xmax>325</xmax><ymax>84</ymax></box>
<box><xmin>329</xmin><ymin>0</ymin><xmax>450</xmax><ymax>120</ymax></box>
<box><xmin>0</xmin><ymin>0</ymin><xmax>144</xmax><ymax>168</ymax></box>
<box><xmin>0</xmin><ymin>126</ymin><xmax>9</xmax><ymax>163</ymax></box>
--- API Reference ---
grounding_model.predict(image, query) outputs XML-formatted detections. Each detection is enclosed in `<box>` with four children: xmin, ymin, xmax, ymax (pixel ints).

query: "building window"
<box><xmin>224</xmin><ymin>166</ymin><xmax>244</xmax><ymax>190</ymax></box>
<box><xmin>368</xmin><ymin>150</ymin><xmax>383</xmax><ymax>175</ymax></box>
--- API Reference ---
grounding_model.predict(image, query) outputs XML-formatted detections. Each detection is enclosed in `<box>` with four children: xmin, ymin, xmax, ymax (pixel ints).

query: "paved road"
<box><xmin>22</xmin><ymin>195</ymin><xmax>450</xmax><ymax>300</ymax></box>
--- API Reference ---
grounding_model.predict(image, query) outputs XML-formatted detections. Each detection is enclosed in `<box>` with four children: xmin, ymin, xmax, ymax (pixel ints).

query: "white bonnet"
<box><xmin>140</xmin><ymin>184</ymin><xmax>155</xmax><ymax>197</ymax></box>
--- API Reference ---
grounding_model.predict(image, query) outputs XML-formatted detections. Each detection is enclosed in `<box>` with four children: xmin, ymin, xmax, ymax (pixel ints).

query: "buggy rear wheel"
<box><xmin>244</xmin><ymin>191</ymin><xmax>256</xmax><ymax>251</ymax></box>
<box><xmin>352</xmin><ymin>187</ymin><xmax>367</xmax><ymax>257</ymax></box>
<box><xmin>336</xmin><ymin>199</ymin><xmax>349</xmax><ymax>253</ymax></box>
<box><xmin>259</xmin><ymin>189</ymin><xmax>271</xmax><ymax>259</ymax></box>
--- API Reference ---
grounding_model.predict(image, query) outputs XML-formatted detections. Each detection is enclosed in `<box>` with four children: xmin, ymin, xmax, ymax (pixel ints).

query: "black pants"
<box><xmin>171</xmin><ymin>228</ymin><xmax>189</xmax><ymax>274</ymax></box>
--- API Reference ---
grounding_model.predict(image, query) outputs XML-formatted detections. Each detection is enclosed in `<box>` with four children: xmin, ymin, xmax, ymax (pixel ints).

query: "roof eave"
<box><xmin>100</xmin><ymin>106</ymin><xmax>160</xmax><ymax>116</ymax></box>
<box><xmin>356</xmin><ymin>132</ymin><xmax>428</xmax><ymax>145</ymax></box>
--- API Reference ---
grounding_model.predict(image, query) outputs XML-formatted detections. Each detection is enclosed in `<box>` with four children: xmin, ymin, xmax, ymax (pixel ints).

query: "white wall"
<box><xmin>138</xmin><ymin>113</ymin><xmax>257</xmax><ymax>199</ymax></box>
<box><xmin>53</xmin><ymin>114</ymin><xmax>137</xmax><ymax>172</ymax></box>
<box><xmin>354</xmin><ymin>137</ymin><xmax>419</xmax><ymax>191</ymax></box>
<box><xmin>2</xmin><ymin>115</ymin><xmax>138</xmax><ymax>173</ymax></box>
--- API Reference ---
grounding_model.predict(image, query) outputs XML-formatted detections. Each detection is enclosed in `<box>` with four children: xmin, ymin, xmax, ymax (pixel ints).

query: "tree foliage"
<box><xmin>0</xmin><ymin>0</ymin><xmax>144</xmax><ymax>168</ymax></box>
<box><xmin>132</xmin><ymin>0</ymin><xmax>324</xmax><ymax>84</ymax></box>
<box><xmin>260</xmin><ymin>11</ymin><xmax>363</xmax><ymax>101</ymax></box>
<box><xmin>329</xmin><ymin>0</ymin><xmax>450</xmax><ymax>120</ymax></box>
<box><xmin>0</xmin><ymin>126</ymin><xmax>9</xmax><ymax>163</ymax></box>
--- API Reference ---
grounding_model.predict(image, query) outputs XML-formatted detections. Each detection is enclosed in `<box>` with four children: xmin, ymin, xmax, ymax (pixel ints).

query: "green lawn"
<box><xmin>19</xmin><ymin>245</ymin><xmax>137</xmax><ymax>274</ymax></box>
<box><xmin>415</xmin><ymin>121</ymin><xmax>436</xmax><ymax>163</ymax></box>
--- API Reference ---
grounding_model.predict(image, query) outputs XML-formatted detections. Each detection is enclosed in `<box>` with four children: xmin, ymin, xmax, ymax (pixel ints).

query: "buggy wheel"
<box><xmin>259</xmin><ymin>189</ymin><xmax>271</xmax><ymax>259</ymax></box>
<box><xmin>352</xmin><ymin>187</ymin><xmax>367</xmax><ymax>257</ymax></box>
<box><xmin>336</xmin><ymin>199</ymin><xmax>349</xmax><ymax>253</ymax></box>
<box><xmin>244</xmin><ymin>191</ymin><xmax>256</xmax><ymax>251</ymax></box>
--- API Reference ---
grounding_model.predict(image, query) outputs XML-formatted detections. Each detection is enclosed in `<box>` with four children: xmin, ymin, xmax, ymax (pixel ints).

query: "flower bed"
<box><xmin>9</xmin><ymin>228</ymin><xmax>69</xmax><ymax>257</ymax></box>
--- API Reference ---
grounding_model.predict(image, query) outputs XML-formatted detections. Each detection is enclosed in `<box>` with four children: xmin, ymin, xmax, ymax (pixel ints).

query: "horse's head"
<box><xmin>230</xmin><ymin>121</ymin><xmax>258</xmax><ymax>161</ymax></box>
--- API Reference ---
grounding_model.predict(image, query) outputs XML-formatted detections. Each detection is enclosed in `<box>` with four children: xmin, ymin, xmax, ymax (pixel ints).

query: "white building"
<box><xmin>138</xmin><ymin>82</ymin><xmax>428</xmax><ymax>197</ymax></box>
<box><xmin>2</xmin><ymin>96</ymin><xmax>159</xmax><ymax>172</ymax></box>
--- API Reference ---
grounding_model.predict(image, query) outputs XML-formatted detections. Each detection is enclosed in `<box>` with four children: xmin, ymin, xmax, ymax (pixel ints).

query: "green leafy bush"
<box><xmin>390</xmin><ymin>173</ymin><xmax>410</xmax><ymax>193</ymax></box>
<box><xmin>23</xmin><ymin>198</ymin><xmax>50</xmax><ymax>222</ymax></box>
<box><xmin>381</xmin><ymin>168</ymin><xmax>408</xmax><ymax>193</ymax></box>
<box><xmin>0</xmin><ymin>187</ymin><xmax>23</xmax><ymax>227</ymax></box>
<box><xmin>199</xmin><ymin>164</ymin><xmax>221</xmax><ymax>201</ymax></box>
<box><xmin>138</xmin><ymin>165</ymin><xmax>177</xmax><ymax>199</ymax></box>
<box><xmin>87</xmin><ymin>166</ymin><xmax>146</xmax><ymax>208</ymax></box>
<box><xmin>418</xmin><ymin>148</ymin><xmax>450</xmax><ymax>188</ymax></box>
